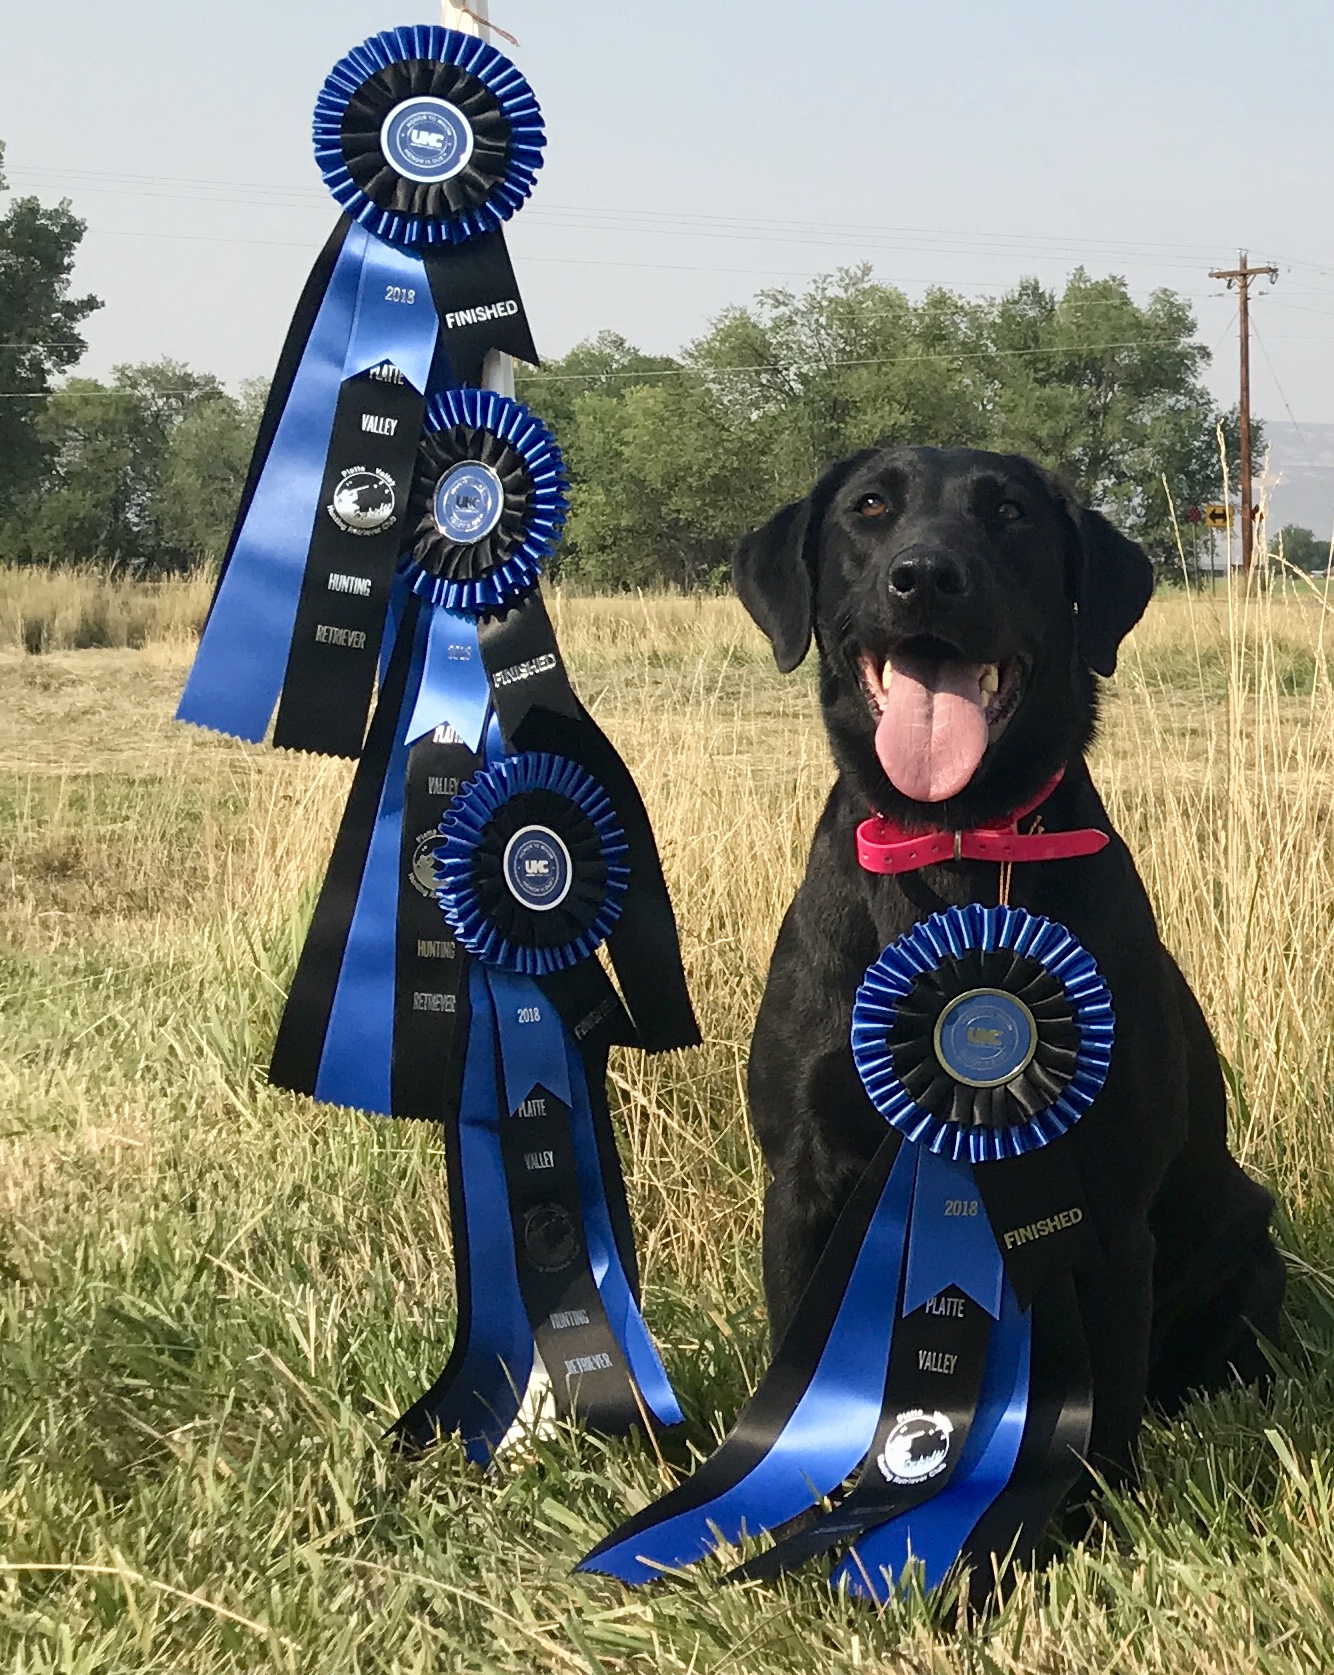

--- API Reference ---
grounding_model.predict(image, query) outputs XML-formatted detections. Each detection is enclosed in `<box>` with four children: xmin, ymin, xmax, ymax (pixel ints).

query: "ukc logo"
<box><xmin>380</xmin><ymin>96</ymin><xmax>474</xmax><ymax>184</ymax></box>
<box><xmin>933</xmin><ymin>987</ymin><xmax>1037</xmax><ymax>1089</ymax></box>
<box><xmin>328</xmin><ymin>466</ymin><xmax>398</xmax><ymax>536</ymax></box>
<box><xmin>502</xmin><ymin>825</ymin><xmax>572</xmax><ymax>913</ymax></box>
<box><xmin>876</xmin><ymin>1409</ymin><xmax>954</xmax><ymax>1486</ymax></box>
<box><xmin>433</xmin><ymin>462</ymin><xmax>505</xmax><ymax>544</ymax></box>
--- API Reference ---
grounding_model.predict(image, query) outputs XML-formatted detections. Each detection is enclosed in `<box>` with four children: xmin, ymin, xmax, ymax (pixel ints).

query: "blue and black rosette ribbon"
<box><xmin>314</xmin><ymin>24</ymin><xmax>544</xmax><ymax>247</ymax></box>
<box><xmin>383</xmin><ymin>751</ymin><xmax>682</xmax><ymax>1458</ymax></box>
<box><xmin>404</xmin><ymin>386</ymin><xmax>567</xmax><ymax>617</ymax></box>
<box><xmin>581</xmin><ymin>904</ymin><xmax>1109</xmax><ymax>1603</ymax></box>
<box><xmin>852</xmin><ymin>906</ymin><xmax>1113</xmax><ymax>1161</ymax></box>
<box><xmin>259</xmin><ymin>409</ymin><xmax>695</xmax><ymax>1457</ymax></box>
<box><xmin>171</xmin><ymin>18</ymin><xmax>698</xmax><ymax>1468</ymax></box>
<box><xmin>438</xmin><ymin>753</ymin><xmax>629</xmax><ymax>973</ymax></box>
<box><xmin>177</xmin><ymin>26</ymin><xmax>546</xmax><ymax>759</ymax></box>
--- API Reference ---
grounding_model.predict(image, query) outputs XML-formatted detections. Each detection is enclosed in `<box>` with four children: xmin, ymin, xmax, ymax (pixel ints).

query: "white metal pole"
<box><xmin>442</xmin><ymin>0</ymin><xmax>516</xmax><ymax>399</ymax></box>
<box><xmin>441</xmin><ymin>0</ymin><xmax>549</xmax><ymax>1450</ymax></box>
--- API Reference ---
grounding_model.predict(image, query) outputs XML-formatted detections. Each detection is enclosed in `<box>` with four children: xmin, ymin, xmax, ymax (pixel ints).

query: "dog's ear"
<box><xmin>1072</xmin><ymin>508</ymin><xmax>1154</xmax><ymax>677</ymax></box>
<box><xmin>733</xmin><ymin>496</ymin><xmax>816</xmax><ymax>672</ymax></box>
<box><xmin>1036</xmin><ymin>468</ymin><xmax>1154</xmax><ymax>677</ymax></box>
<box><xmin>733</xmin><ymin>452</ymin><xmax>875</xmax><ymax>673</ymax></box>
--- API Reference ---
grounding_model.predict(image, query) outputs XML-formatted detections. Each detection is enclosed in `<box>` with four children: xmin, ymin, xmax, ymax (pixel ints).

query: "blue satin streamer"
<box><xmin>563</xmin><ymin>1034</ymin><xmax>684</xmax><ymax>1428</ymax></box>
<box><xmin>431</xmin><ymin>963</ymin><xmax>534</xmax><ymax>1463</ymax></box>
<box><xmin>313</xmin><ymin>603</ymin><xmax>427</xmax><ymax>1113</ymax></box>
<box><xmin>485</xmin><ymin>968</ymin><xmax>684</xmax><ymax>1430</ymax></box>
<box><xmin>486</xmin><ymin>967</ymin><xmax>573</xmax><ymax>1111</ymax></box>
<box><xmin>343</xmin><ymin>238</ymin><xmax>437</xmax><ymax>390</ymax></box>
<box><xmin>405</xmin><ymin>607</ymin><xmax>492</xmax><ymax>753</ymax></box>
<box><xmin>177</xmin><ymin>227</ymin><xmax>439</xmax><ymax>743</ymax></box>
<box><xmin>902</xmin><ymin>1148</ymin><xmax>1003</xmax><ymax>1319</ymax></box>
<box><xmin>834</xmin><ymin>1282</ymin><xmax>1032</xmax><ymax>1602</ymax></box>
<box><xmin>583</xmin><ymin>1142</ymin><xmax>920</xmax><ymax>1584</ymax></box>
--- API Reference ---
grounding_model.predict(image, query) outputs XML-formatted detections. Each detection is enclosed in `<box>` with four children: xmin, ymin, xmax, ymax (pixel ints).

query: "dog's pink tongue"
<box><xmin>875</xmin><ymin>653</ymin><xmax>989</xmax><ymax>803</ymax></box>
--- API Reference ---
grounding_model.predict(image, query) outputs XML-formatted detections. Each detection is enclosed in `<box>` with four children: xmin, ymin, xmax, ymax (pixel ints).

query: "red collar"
<box><xmin>856</xmin><ymin>770</ymin><xmax>1110</xmax><ymax>876</ymax></box>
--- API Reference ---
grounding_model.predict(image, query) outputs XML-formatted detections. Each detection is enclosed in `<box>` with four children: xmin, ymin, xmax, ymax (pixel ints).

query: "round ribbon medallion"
<box><xmin>436</xmin><ymin>753</ymin><xmax>629</xmax><ymax>975</ymax></box>
<box><xmin>502</xmin><ymin>825</ymin><xmax>573</xmax><ymax>912</ymax></box>
<box><xmin>314</xmin><ymin>26</ymin><xmax>545</xmax><ymax>247</ymax></box>
<box><xmin>433</xmin><ymin>461</ymin><xmax>506</xmax><ymax>543</ymax></box>
<box><xmin>380</xmin><ymin>95</ymin><xmax>475</xmax><ymax>182</ymax></box>
<box><xmin>851</xmin><ymin>904</ymin><xmax>1114</xmax><ymax>1164</ymax></box>
<box><xmin>403</xmin><ymin>389</ymin><xmax>568</xmax><ymax>615</ymax></box>
<box><xmin>877</xmin><ymin>1410</ymin><xmax>954</xmax><ymax>1486</ymax></box>
<box><xmin>933</xmin><ymin>989</ymin><xmax>1037</xmax><ymax>1088</ymax></box>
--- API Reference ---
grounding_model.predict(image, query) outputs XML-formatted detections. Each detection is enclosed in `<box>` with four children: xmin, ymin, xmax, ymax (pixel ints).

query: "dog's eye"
<box><xmin>856</xmin><ymin>493</ymin><xmax>890</xmax><ymax>520</ymax></box>
<box><xmin>997</xmin><ymin>499</ymin><xmax>1025</xmax><ymax>521</ymax></box>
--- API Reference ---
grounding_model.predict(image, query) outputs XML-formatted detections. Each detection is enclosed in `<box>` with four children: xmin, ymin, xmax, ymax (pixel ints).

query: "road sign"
<box><xmin>1203</xmin><ymin>504</ymin><xmax>1232</xmax><ymax>531</ymax></box>
<box><xmin>1187</xmin><ymin>506</ymin><xmax>1202</xmax><ymax>524</ymax></box>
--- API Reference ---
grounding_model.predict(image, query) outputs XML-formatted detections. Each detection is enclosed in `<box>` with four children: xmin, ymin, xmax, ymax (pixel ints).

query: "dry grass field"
<box><xmin>4</xmin><ymin>565</ymin><xmax>1334</xmax><ymax>1672</ymax></box>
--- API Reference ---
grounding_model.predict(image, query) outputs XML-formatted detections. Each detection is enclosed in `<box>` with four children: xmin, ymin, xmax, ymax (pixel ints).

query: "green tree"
<box><xmin>541</xmin><ymin>269</ymin><xmax>999</xmax><ymax>587</ymax></box>
<box><xmin>159</xmin><ymin>377</ymin><xmax>265</xmax><ymax>562</ymax></box>
<box><xmin>983</xmin><ymin>269</ymin><xmax>1249</xmax><ymax>555</ymax></box>
<box><xmin>11</xmin><ymin>360</ymin><xmax>255</xmax><ymax>572</ymax></box>
<box><xmin>1276</xmin><ymin>524</ymin><xmax>1332</xmax><ymax>573</ymax></box>
<box><xmin>0</xmin><ymin>139</ymin><xmax>101</xmax><ymax>517</ymax></box>
<box><xmin>529</xmin><ymin>266</ymin><xmax>1253</xmax><ymax>588</ymax></box>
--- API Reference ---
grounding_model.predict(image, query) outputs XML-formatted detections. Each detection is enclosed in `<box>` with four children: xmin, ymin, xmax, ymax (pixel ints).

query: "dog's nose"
<box><xmin>887</xmin><ymin>549</ymin><xmax>968</xmax><ymax>598</ymax></box>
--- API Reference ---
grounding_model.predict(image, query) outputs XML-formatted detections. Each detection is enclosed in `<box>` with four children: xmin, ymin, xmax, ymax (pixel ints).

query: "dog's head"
<box><xmin>733</xmin><ymin>445</ymin><xmax>1153</xmax><ymax>827</ymax></box>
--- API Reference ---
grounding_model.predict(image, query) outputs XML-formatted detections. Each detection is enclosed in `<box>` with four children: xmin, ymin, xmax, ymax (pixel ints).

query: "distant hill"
<box><xmin>1262</xmin><ymin>421</ymin><xmax>1334</xmax><ymax>538</ymax></box>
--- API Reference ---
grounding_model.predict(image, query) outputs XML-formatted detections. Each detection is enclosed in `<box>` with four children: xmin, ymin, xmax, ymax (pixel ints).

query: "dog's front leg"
<box><xmin>758</xmin><ymin>1099</ymin><xmax>878</xmax><ymax>1346</ymax></box>
<box><xmin>1076</xmin><ymin>1218</ymin><xmax>1155</xmax><ymax>1487</ymax></box>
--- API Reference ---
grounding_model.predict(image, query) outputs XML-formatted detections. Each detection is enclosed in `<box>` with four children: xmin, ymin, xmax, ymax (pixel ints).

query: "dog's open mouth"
<box><xmin>858</xmin><ymin>637</ymin><xmax>1026</xmax><ymax>803</ymax></box>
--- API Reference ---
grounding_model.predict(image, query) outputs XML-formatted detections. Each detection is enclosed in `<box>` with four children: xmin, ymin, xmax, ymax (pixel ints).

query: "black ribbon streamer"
<box><xmin>275</xmin><ymin>365</ymin><xmax>428</xmax><ymax>757</ymax></box>
<box><xmin>480</xmin><ymin>594</ymin><xmax>701</xmax><ymax>1053</ymax></box>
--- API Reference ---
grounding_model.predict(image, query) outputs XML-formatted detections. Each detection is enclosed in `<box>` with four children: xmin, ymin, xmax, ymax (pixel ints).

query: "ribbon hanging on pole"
<box><xmin>177</xmin><ymin>26</ymin><xmax>545</xmax><ymax>757</ymax></box>
<box><xmin>390</xmin><ymin>751</ymin><xmax>685</xmax><ymax>1457</ymax></box>
<box><xmin>177</xmin><ymin>19</ymin><xmax>700</xmax><ymax>1469</ymax></box>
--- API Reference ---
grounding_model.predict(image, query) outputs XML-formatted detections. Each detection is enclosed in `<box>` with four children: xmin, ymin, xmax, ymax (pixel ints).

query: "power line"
<box><xmin>0</xmin><ymin>337</ymin><xmax>1226</xmax><ymax>400</ymax></box>
<box><xmin>8</xmin><ymin>162</ymin><xmax>1312</xmax><ymax>280</ymax></box>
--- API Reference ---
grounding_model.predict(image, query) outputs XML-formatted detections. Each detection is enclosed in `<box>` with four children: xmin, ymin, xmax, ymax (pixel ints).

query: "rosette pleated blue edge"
<box><xmin>405</xmin><ymin>388</ymin><xmax>568</xmax><ymax>614</ymax></box>
<box><xmin>314</xmin><ymin>25</ymin><xmax>545</xmax><ymax>247</ymax></box>
<box><xmin>437</xmin><ymin>753</ymin><xmax>630</xmax><ymax>975</ymax></box>
<box><xmin>851</xmin><ymin>904</ymin><xmax>1114</xmax><ymax>1165</ymax></box>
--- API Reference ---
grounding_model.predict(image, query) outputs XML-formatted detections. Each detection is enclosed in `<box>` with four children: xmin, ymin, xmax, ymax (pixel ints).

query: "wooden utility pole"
<box><xmin>1209</xmin><ymin>253</ymin><xmax>1279</xmax><ymax>574</ymax></box>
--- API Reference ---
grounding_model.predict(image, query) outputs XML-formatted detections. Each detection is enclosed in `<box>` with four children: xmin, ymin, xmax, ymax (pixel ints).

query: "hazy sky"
<box><xmin>4</xmin><ymin>0</ymin><xmax>1334</xmax><ymax>438</ymax></box>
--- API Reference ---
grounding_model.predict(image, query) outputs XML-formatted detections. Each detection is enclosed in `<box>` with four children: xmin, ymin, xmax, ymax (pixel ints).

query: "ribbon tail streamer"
<box><xmin>578</xmin><ymin>1137</ymin><xmax>915</xmax><ymax>1584</ymax></box>
<box><xmin>177</xmin><ymin>222</ymin><xmax>370</xmax><ymax>742</ymax></box>
<box><xmin>391</xmin><ymin>965</ymin><xmax>533</xmax><ymax>1460</ymax></box>
<box><xmin>564</xmin><ymin>1033</ymin><xmax>683</xmax><ymax>1429</ymax></box>
<box><xmin>405</xmin><ymin>607</ymin><xmax>492</xmax><ymax>754</ymax></box>
<box><xmin>268</xmin><ymin>595</ymin><xmax>427</xmax><ymax>1111</ymax></box>
<box><xmin>835</xmin><ymin>1283</ymin><xmax>1031</xmax><ymax>1603</ymax></box>
<box><xmin>953</xmin><ymin>1272</ymin><xmax>1092</xmax><ymax>1605</ymax></box>
<box><xmin>486</xmin><ymin>969</ymin><xmax>681</xmax><ymax>1435</ymax></box>
<box><xmin>725</xmin><ymin>1147</ymin><xmax>1005</xmax><ymax>1584</ymax></box>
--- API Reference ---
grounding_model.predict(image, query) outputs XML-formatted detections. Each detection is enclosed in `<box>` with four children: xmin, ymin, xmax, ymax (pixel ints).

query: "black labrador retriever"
<box><xmin>733</xmin><ymin>444</ymin><xmax>1284</xmax><ymax>1489</ymax></box>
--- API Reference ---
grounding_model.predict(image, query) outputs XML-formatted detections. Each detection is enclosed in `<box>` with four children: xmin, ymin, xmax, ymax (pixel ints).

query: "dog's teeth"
<box><xmin>882</xmin><ymin>661</ymin><xmax>893</xmax><ymax>691</ymax></box>
<box><xmin>979</xmin><ymin>664</ymin><xmax>1000</xmax><ymax>700</ymax></box>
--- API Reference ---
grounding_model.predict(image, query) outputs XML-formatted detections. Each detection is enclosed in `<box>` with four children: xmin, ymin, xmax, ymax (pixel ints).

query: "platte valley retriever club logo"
<box><xmin>876</xmin><ymin>1409</ymin><xmax>954</xmax><ymax>1486</ymax></box>
<box><xmin>328</xmin><ymin>466</ymin><xmax>398</xmax><ymax>536</ymax></box>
